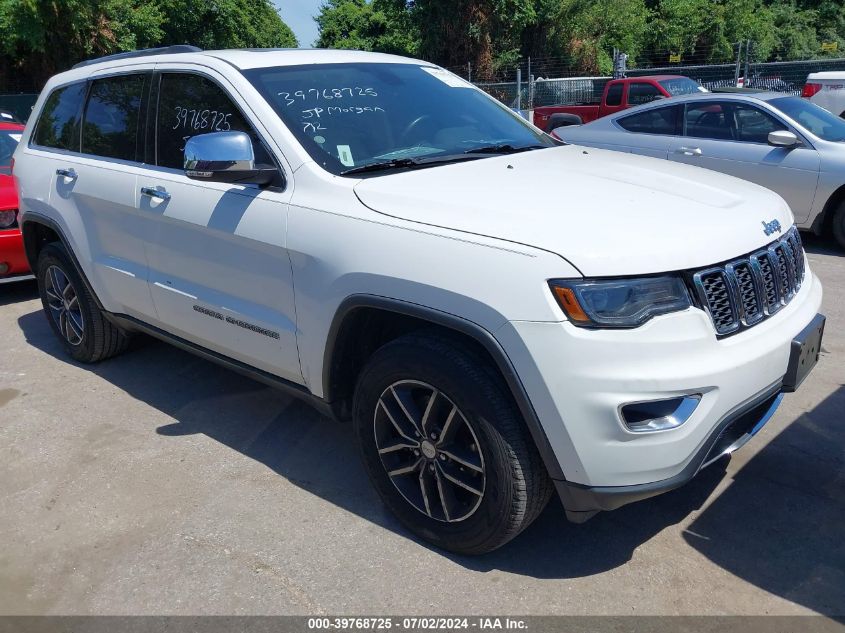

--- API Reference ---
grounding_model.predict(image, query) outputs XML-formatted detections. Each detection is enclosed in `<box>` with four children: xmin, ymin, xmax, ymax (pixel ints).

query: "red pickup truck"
<box><xmin>533</xmin><ymin>75</ymin><xmax>706</xmax><ymax>131</ymax></box>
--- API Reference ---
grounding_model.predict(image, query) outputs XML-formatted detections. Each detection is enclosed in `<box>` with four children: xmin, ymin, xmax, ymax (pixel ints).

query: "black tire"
<box><xmin>353</xmin><ymin>332</ymin><xmax>553</xmax><ymax>555</ymax></box>
<box><xmin>545</xmin><ymin>112</ymin><xmax>583</xmax><ymax>133</ymax></box>
<box><xmin>36</xmin><ymin>242</ymin><xmax>130</xmax><ymax>363</ymax></box>
<box><xmin>832</xmin><ymin>201</ymin><xmax>845</xmax><ymax>251</ymax></box>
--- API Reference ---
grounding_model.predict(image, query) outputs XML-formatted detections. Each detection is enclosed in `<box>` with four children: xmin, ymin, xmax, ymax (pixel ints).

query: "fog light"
<box><xmin>0</xmin><ymin>262</ymin><xmax>9</xmax><ymax>275</ymax></box>
<box><xmin>620</xmin><ymin>395</ymin><xmax>701</xmax><ymax>432</ymax></box>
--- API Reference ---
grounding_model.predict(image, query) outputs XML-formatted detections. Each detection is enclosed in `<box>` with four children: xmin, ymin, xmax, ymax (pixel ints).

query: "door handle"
<box><xmin>676</xmin><ymin>146</ymin><xmax>702</xmax><ymax>156</ymax></box>
<box><xmin>141</xmin><ymin>186</ymin><xmax>171</xmax><ymax>201</ymax></box>
<box><xmin>56</xmin><ymin>168</ymin><xmax>77</xmax><ymax>180</ymax></box>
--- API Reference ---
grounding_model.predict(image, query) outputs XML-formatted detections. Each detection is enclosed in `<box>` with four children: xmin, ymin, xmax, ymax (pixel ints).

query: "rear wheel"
<box><xmin>36</xmin><ymin>242</ymin><xmax>130</xmax><ymax>363</ymax></box>
<box><xmin>353</xmin><ymin>332</ymin><xmax>553</xmax><ymax>554</ymax></box>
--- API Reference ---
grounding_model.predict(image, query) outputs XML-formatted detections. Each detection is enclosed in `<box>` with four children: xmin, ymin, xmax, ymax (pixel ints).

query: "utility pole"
<box><xmin>734</xmin><ymin>41</ymin><xmax>743</xmax><ymax>87</ymax></box>
<box><xmin>516</xmin><ymin>67</ymin><xmax>522</xmax><ymax>112</ymax></box>
<box><xmin>527</xmin><ymin>57</ymin><xmax>533</xmax><ymax>109</ymax></box>
<box><xmin>467</xmin><ymin>62</ymin><xmax>472</xmax><ymax>83</ymax></box>
<box><xmin>743</xmin><ymin>39</ymin><xmax>752</xmax><ymax>88</ymax></box>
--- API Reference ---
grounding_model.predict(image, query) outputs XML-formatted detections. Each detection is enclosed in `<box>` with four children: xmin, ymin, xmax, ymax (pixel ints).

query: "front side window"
<box><xmin>33</xmin><ymin>82</ymin><xmax>87</xmax><ymax>151</ymax></box>
<box><xmin>684</xmin><ymin>102</ymin><xmax>733</xmax><ymax>140</ymax></box>
<box><xmin>627</xmin><ymin>83</ymin><xmax>663</xmax><ymax>106</ymax></box>
<box><xmin>81</xmin><ymin>74</ymin><xmax>146</xmax><ymax>161</ymax></box>
<box><xmin>605</xmin><ymin>83</ymin><xmax>623</xmax><ymax>107</ymax></box>
<box><xmin>618</xmin><ymin>105</ymin><xmax>680</xmax><ymax>135</ymax></box>
<box><xmin>243</xmin><ymin>63</ymin><xmax>554</xmax><ymax>176</ymax></box>
<box><xmin>732</xmin><ymin>103</ymin><xmax>786</xmax><ymax>143</ymax></box>
<box><xmin>156</xmin><ymin>73</ymin><xmax>270</xmax><ymax>170</ymax></box>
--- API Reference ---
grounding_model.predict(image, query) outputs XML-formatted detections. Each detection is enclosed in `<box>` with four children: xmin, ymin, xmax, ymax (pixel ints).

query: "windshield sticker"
<box><xmin>421</xmin><ymin>67</ymin><xmax>473</xmax><ymax>88</ymax></box>
<box><xmin>337</xmin><ymin>145</ymin><xmax>355</xmax><ymax>167</ymax></box>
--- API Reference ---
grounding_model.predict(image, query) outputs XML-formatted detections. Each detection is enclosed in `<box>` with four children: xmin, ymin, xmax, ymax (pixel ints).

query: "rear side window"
<box><xmin>628</xmin><ymin>82</ymin><xmax>663</xmax><ymax>106</ymax></box>
<box><xmin>618</xmin><ymin>105</ymin><xmax>680</xmax><ymax>135</ymax></box>
<box><xmin>156</xmin><ymin>73</ymin><xmax>270</xmax><ymax>169</ymax></box>
<box><xmin>81</xmin><ymin>74</ymin><xmax>146</xmax><ymax>161</ymax></box>
<box><xmin>605</xmin><ymin>83</ymin><xmax>623</xmax><ymax>107</ymax></box>
<box><xmin>33</xmin><ymin>82</ymin><xmax>86</xmax><ymax>151</ymax></box>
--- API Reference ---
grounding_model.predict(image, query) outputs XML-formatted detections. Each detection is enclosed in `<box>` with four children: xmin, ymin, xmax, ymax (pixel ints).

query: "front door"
<box><xmin>136</xmin><ymin>70</ymin><xmax>302</xmax><ymax>384</ymax></box>
<box><xmin>668</xmin><ymin>100</ymin><xmax>820</xmax><ymax>222</ymax></box>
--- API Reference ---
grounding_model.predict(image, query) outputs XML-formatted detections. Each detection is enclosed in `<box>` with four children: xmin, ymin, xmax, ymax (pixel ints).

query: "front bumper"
<box><xmin>497</xmin><ymin>267</ymin><xmax>823</xmax><ymax>514</ymax></box>
<box><xmin>0</xmin><ymin>227</ymin><xmax>31</xmax><ymax>282</ymax></box>
<box><xmin>556</xmin><ymin>383</ymin><xmax>784</xmax><ymax>521</ymax></box>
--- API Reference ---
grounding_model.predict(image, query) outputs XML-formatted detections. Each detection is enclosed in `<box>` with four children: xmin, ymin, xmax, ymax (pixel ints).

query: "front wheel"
<box><xmin>353</xmin><ymin>333</ymin><xmax>553</xmax><ymax>555</ymax></box>
<box><xmin>832</xmin><ymin>201</ymin><xmax>845</xmax><ymax>251</ymax></box>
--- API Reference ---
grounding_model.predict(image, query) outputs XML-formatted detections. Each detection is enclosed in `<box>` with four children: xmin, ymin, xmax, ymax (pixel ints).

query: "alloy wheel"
<box><xmin>373</xmin><ymin>380</ymin><xmax>486</xmax><ymax>522</ymax></box>
<box><xmin>44</xmin><ymin>265</ymin><xmax>84</xmax><ymax>346</ymax></box>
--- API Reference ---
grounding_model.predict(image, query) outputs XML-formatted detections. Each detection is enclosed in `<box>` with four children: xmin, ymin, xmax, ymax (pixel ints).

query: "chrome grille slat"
<box><xmin>693</xmin><ymin>227</ymin><xmax>805</xmax><ymax>337</ymax></box>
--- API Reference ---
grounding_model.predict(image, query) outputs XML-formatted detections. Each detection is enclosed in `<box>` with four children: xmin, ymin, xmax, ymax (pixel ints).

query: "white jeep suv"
<box><xmin>14</xmin><ymin>47</ymin><xmax>825</xmax><ymax>554</ymax></box>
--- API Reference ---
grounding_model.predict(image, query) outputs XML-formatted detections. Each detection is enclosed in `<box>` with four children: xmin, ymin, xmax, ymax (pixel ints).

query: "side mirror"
<box><xmin>768</xmin><ymin>130</ymin><xmax>799</xmax><ymax>148</ymax></box>
<box><xmin>184</xmin><ymin>131</ymin><xmax>277</xmax><ymax>186</ymax></box>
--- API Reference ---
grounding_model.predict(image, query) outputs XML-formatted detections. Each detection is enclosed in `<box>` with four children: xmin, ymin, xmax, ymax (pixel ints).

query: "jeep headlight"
<box><xmin>550</xmin><ymin>276</ymin><xmax>691</xmax><ymax>328</ymax></box>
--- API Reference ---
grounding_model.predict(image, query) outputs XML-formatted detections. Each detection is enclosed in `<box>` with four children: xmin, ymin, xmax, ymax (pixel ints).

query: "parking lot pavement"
<box><xmin>0</xmin><ymin>237</ymin><xmax>842</xmax><ymax>617</ymax></box>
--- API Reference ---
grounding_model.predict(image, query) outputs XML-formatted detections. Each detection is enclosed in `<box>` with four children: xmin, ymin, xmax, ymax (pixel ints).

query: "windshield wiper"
<box><xmin>340</xmin><ymin>154</ymin><xmax>484</xmax><ymax>176</ymax></box>
<box><xmin>464</xmin><ymin>143</ymin><xmax>548</xmax><ymax>155</ymax></box>
<box><xmin>341</xmin><ymin>158</ymin><xmax>420</xmax><ymax>176</ymax></box>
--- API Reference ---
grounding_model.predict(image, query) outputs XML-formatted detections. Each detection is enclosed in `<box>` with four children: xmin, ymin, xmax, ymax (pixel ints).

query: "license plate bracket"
<box><xmin>783</xmin><ymin>314</ymin><xmax>825</xmax><ymax>392</ymax></box>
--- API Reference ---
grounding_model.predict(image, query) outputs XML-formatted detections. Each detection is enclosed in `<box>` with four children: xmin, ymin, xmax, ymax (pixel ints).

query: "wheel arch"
<box><xmin>322</xmin><ymin>295</ymin><xmax>566</xmax><ymax>480</ymax></box>
<box><xmin>814</xmin><ymin>182</ymin><xmax>845</xmax><ymax>235</ymax></box>
<box><xmin>21</xmin><ymin>213</ymin><xmax>106</xmax><ymax>311</ymax></box>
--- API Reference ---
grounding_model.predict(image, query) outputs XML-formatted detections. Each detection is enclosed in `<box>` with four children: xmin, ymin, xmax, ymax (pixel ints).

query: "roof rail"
<box><xmin>72</xmin><ymin>45</ymin><xmax>203</xmax><ymax>70</ymax></box>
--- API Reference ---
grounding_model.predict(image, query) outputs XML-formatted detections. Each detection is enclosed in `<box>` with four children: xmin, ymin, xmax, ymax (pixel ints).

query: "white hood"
<box><xmin>353</xmin><ymin>145</ymin><xmax>794</xmax><ymax>276</ymax></box>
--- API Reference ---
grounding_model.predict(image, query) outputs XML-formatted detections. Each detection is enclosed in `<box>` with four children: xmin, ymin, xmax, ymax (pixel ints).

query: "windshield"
<box><xmin>659</xmin><ymin>78</ymin><xmax>707</xmax><ymax>96</ymax></box>
<box><xmin>0</xmin><ymin>129</ymin><xmax>21</xmax><ymax>174</ymax></box>
<box><xmin>244</xmin><ymin>63</ymin><xmax>555</xmax><ymax>176</ymax></box>
<box><xmin>770</xmin><ymin>96</ymin><xmax>845</xmax><ymax>142</ymax></box>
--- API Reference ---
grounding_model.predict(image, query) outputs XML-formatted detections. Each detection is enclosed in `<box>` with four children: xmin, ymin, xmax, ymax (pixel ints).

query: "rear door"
<box><xmin>134</xmin><ymin>68</ymin><xmax>302</xmax><ymax>383</ymax></box>
<box><xmin>70</xmin><ymin>70</ymin><xmax>158</xmax><ymax>317</ymax></box>
<box><xmin>24</xmin><ymin>71</ymin><xmax>158</xmax><ymax>318</ymax></box>
<box><xmin>668</xmin><ymin>100</ymin><xmax>820</xmax><ymax>221</ymax></box>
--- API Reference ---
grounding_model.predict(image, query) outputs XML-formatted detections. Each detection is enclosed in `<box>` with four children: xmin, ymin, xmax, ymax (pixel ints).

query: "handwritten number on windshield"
<box><xmin>278</xmin><ymin>87</ymin><xmax>378</xmax><ymax>107</ymax></box>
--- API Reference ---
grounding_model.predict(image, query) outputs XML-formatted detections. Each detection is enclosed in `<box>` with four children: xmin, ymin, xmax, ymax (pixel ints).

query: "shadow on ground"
<box><xmin>684</xmin><ymin>385</ymin><xmax>845</xmax><ymax>614</ymax></box>
<box><xmin>0</xmin><ymin>278</ymin><xmax>37</xmax><ymax>307</ymax></box>
<box><xmin>802</xmin><ymin>232</ymin><xmax>843</xmax><ymax>257</ymax></box>
<box><xmin>16</xmin><ymin>307</ymin><xmax>844</xmax><ymax>611</ymax></box>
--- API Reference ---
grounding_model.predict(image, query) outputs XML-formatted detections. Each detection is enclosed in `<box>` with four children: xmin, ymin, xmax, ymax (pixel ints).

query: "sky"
<box><xmin>275</xmin><ymin>1</ymin><xmax>323</xmax><ymax>48</ymax></box>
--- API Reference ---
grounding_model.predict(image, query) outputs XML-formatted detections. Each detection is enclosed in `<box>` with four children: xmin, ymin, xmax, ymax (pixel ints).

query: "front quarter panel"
<box><xmin>286</xmin><ymin>164</ymin><xmax>578</xmax><ymax>396</ymax></box>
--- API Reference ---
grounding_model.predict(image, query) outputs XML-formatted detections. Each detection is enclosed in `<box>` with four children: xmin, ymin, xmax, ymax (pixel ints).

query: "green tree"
<box><xmin>0</xmin><ymin>0</ymin><xmax>163</xmax><ymax>85</ymax></box>
<box><xmin>552</xmin><ymin>0</ymin><xmax>650</xmax><ymax>73</ymax></box>
<box><xmin>0</xmin><ymin>0</ymin><xmax>297</xmax><ymax>90</ymax></box>
<box><xmin>316</xmin><ymin>0</ymin><xmax>417</xmax><ymax>56</ymax></box>
<box><xmin>158</xmin><ymin>0</ymin><xmax>298</xmax><ymax>49</ymax></box>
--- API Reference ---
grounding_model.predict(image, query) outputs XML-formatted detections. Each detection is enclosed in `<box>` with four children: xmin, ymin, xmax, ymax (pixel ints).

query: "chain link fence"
<box><xmin>448</xmin><ymin>46</ymin><xmax>845</xmax><ymax>111</ymax></box>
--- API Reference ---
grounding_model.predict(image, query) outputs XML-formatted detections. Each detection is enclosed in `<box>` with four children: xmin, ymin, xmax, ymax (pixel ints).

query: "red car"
<box><xmin>533</xmin><ymin>75</ymin><xmax>705</xmax><ymax>132</ymax></box>
<box><xmin>0</xmin><ymin>122</ymin><xmax>31</xmax><ymax>284</ymax></box>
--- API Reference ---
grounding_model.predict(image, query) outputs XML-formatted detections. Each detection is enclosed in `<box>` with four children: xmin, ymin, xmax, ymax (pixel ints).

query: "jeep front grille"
<box><xmin>692</xmin><ymin>227</ymin><xmax>805</xmax><ymax>337</ymax></box>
